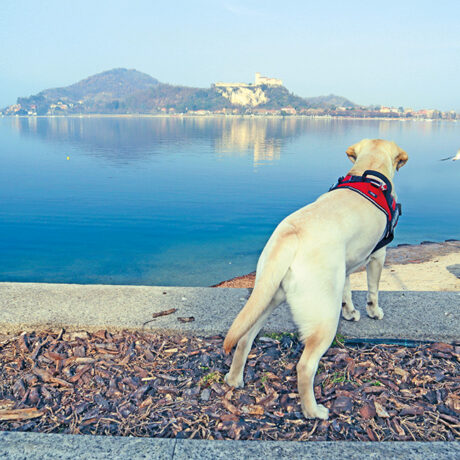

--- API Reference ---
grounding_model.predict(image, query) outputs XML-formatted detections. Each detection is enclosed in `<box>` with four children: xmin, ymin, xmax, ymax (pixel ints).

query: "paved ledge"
<box><xmin>0</xmin><ymin>431</ymin><xmax>173</xmax><ymax>460</ymax></box>
<box><xmin>0</xmin><ymin>432</ymin><xmax>458</xmax><ymax>460</ymax></box>
<box><xmin>0</xmin><ymin>283</ymin><xmax>458</xmax><ymax>342</ymax></box>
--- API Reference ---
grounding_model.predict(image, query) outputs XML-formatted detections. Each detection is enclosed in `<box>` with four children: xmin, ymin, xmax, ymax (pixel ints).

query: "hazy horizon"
<box><xmin>1</xmin><ymin>0</ymin><xmax>459</xmax><ymax>111</ymax></box>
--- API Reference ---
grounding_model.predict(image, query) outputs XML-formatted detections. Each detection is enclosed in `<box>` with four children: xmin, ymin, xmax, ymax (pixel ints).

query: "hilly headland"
<box><xmin>3</xmin><ymin>68</ymin><xmax>457</xmax><ymax>120</ymax></box>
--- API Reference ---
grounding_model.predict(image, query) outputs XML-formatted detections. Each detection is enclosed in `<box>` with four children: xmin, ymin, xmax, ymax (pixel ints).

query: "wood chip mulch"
<box><xmin>0</xmin><ymin>330</ymin><xmax>459</xmax><ymax>441</ymax></box>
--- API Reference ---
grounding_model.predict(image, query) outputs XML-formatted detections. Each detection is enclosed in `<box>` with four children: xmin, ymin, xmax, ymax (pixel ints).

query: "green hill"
<box><xmin>304</xmin><ymin>94</ymin><xmax>356</xmax><ymax>108</ymax></box>
<box><xmin>125</xmin><ymin>84</ymin><xmax>231</xmax><ymax>113</ymax></box>
<box><xmin>41</xmin><ymin>68</ymin><xmax>159</xmax><ymax>100</ymax></box>
<box><xmin>257</xmin><ymin>85</ymin><xmax>311</xmax><ymax>110</ymax></box>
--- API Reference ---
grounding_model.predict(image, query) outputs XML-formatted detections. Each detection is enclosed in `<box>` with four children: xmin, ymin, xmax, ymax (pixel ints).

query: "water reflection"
<box><xmin>11</xmin><ymin>116</ymin><xmax>460</xmax><ymax>167</ymax></box>
<box><xmin>11</xmin><ymin>116</ymin><xmax>309</xmax><ymax>166</ymax></box>
<box><xmin>215</xmin><ymin>118</ymin><xmax>289</xmax><ymax>165</ymax></box>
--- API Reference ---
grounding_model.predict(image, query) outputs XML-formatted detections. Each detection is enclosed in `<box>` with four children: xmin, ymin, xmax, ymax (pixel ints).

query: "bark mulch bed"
<box><xmin>0</xmin><ymin>330</ymin><xmax>458</xmax><ymax>441</ymax></box>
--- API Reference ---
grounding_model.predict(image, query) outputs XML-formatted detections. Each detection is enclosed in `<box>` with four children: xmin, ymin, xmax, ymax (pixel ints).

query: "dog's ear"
<box><xmin>346</xmin><ymin>145</ymin><xmax>357</xmax><ymax>163</ymax></box>
<box><xmin>346</xmin><ymin>139</ymin><xmax>369</xmax><ymax>163</ymax></box>
<box><xmin>395</xmin><ymin>148</ymin><xmax>408</xmax><ymax>171</ymax></box>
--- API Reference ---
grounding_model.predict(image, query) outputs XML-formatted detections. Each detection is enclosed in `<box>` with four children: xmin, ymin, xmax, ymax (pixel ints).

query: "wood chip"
<box><xmin>177</xmin><ymin>317</ymin><xmax>195</xmax><ymax>323</ymax></box>
<box><xmin>0</xmin><ymin>408</ymin><xmax>44</xmax><ymax>421</ymax></box>
<box><xmin>241</xmin><ymin>404</ymin><xmax>264</xmax><ymax>415</ymax></box>
<box><xmin>359</xmin><ymin>402</ymin><xmax>376</xmax><ymax>419</ymax></box>
<box><xmin>374</xmin><ymin>400</ymin><xmax>390</xmax><ymax>418</ymax></box>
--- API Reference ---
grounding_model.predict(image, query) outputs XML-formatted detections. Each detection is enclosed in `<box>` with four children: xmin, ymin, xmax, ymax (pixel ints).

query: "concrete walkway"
<box><xmin>0</xmin><ymin>282</ymin><xmax>459</xmax><ymax>342</ymax></box>
<box><xmin>0</xmin><ymin>432</ymin><xmax>458</xmax><ymax>460</ymax></box>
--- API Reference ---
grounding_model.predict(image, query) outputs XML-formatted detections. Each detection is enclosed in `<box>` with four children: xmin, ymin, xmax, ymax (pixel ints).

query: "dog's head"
<box><xmin>346</xmin><ymin>139</ymin><xmax>408</xmax><ymax>177</ymax></box>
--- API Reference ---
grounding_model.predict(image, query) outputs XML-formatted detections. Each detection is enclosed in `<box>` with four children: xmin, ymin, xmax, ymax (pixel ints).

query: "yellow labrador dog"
<box><xmin>223</xmin><ymin>139</ymin><xmax>408</xmax><ymax>420</ymax></box>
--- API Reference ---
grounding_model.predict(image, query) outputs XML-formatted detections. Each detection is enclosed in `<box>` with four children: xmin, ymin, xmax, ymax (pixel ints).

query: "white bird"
<box><xmin>439</xmin><ymin>149</ymin><xmax>460</xmax><ymax>161</ymax></box>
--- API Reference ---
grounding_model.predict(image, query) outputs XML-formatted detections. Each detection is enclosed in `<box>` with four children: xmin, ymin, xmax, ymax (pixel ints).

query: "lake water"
<box><xmin>0</xmin><ymin>116</ymin><xmax>459</xmax><ymax>286</ymax></box>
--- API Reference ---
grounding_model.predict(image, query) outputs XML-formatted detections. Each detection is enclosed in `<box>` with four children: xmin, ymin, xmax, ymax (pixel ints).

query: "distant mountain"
<box><xmin>41</xmin><ymin>68</ymin><xmax>159</xmax><ymax>100</ymax></box>
<box><xmin>14</xmin><ymin>68</ymin><xmax>160</xmax><ymax>115</ymax></box>
<box><xmin>124</xmin><ymin>84</ymin><xmax>231</xmax><ymax>113</ymax></box>
<box><xmin>5</xmin><ymin>68</ymin><xmax>357</xmax><ymax>115</ymax></box>
<box><xmin>304</xmin><ymin>94</ymin><xmax>356</xmax><ymax>108</ymax></box>
<box><xmin>257</xmin><ymin>86</ymin><xmax>313</xmax><ymax>110</ymax></box>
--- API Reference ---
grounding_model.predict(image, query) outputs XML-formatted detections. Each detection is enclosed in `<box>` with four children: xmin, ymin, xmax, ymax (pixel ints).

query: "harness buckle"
<box><xmin>368</xmin><ymin>178</ymin><xmax>386</xmax><ymax>190</ymax></box>
<box><xmin>329</xmin><ymin>176</ymin><xmax>344</xmax><ymax>191</ymax></box>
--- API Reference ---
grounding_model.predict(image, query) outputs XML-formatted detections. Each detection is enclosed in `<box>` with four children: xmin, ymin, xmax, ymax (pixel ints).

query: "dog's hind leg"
<box><xmin>288</xmin><ymin>279</ymin><xmax>342</xmax><ymax>420</ymax></box>
<box><xmin>224</xmin><ymin>288</ymin><xmax>285</xmax><ymax>388</ymax></box>
<box><xmin>366</xmin><ymin>248</ymin><xmax>386</xmax><ymax>319</ymax></box>
<box><xmin>341</xmin><ymin>275</ymin><xmax>360</xmax><ymax>321</ymax></box>
<box><xmin>296</xmin><ymin>314</ymin><xmax>339</xmax><ymax>420</ymax></box>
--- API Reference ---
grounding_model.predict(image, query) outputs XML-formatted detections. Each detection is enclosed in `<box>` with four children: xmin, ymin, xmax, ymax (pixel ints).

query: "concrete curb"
<box><xmin>0</xmin><ymin>432</ymin><xmax>458</xmax><ymax>460</ymax></box>
<box><xmin>0</xmin><ymin>283</ymin><xmax>459</xmax><ymax>342</ymax></box>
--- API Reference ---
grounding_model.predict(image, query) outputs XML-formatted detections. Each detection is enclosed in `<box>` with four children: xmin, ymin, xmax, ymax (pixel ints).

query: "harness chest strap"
<box><xmin>328</xmin><ymin>170</ymin><xmax>402</xmax><ymax>253</ymax></box>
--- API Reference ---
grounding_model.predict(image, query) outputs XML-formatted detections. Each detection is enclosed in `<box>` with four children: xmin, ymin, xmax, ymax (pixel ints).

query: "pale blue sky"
<box><xmin>1</xmin><ymin>0</ymin><xmax>459</xmax><ymax>110</ymax></box>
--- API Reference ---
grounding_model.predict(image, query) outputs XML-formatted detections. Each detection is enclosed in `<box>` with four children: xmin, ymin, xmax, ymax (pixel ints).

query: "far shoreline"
<box><xmin>2</xmin><ymin>113</ymin><xmax>458</xmax><ymax>123</ymax></box>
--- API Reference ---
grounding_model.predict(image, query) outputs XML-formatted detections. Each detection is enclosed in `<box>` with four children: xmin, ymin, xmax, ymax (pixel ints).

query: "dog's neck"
<box><xmin>348</xmin><ymin>155</ymin><xmax>394</xmax><ymax>191</ymax></box>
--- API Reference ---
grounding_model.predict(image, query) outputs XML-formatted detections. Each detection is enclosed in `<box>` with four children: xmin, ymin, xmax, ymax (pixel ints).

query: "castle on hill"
<box><xmin>214</xmin><ymin>72</ymin><xmax>283</xmax><ymax>88</ymax></box>
<box><xmin>254</xmin><ymin>72</ymin><xmax>282</xmax><ymax>86</ymax></box>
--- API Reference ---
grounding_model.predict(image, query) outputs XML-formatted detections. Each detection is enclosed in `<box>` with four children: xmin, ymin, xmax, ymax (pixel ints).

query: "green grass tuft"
<box><xmin>331</xmin><ymin>333</ymin><xmax>346</xmax><ymax>347</ymax></box>
<box><xmin>199</xmin><ymin>371</ymin><xmax>223</xmax><ymax>387</ymax></box>
<box><xmin>263</xmin><ymin>332</ymin><xmax>297</xmax><ymax>341</ymax></box>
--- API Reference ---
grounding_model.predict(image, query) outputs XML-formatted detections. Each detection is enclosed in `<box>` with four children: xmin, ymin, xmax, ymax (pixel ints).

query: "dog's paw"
<box><xmin>302</xmin><ymin>404</ymin><xmax>329</xmax><ymax>420</ymax></box>
<box><xmin>224</xmin><ymin>373</ymin><xmax>244</xmax><ymax>388</ymax></box>
<box><xmin>366</xmin><ymin>304</ymin><xmax>384</xmax><ymax>320</ymax></box>
<box><xmin>342</xmin><ymin>308</ymin><xmax>360</xmax><ymax>322</ymax></box>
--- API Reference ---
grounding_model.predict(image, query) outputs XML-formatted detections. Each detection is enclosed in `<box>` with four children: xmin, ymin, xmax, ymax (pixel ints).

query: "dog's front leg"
<box><xmin>366</xmin><ymin>248</ymin><xmax>386</xmax><ymax>319</ymax></box>
<box><xmin>341</xmin><ymin>276</ymin><xmax>360</xmax><ymax>321</ymax></box>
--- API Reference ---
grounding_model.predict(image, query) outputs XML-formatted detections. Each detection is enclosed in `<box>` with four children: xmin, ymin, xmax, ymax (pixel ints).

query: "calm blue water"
<box><xmin>0</xmin><ymin>116</ymin><xmax>459</xmax><ymax>286</ymax></box>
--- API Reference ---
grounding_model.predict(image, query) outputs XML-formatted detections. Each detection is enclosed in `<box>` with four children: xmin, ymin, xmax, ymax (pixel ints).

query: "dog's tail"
<box><xmin>223</xmin><ymin>224</ymin><xmax>298</xmax><ymax>354</ymax></box>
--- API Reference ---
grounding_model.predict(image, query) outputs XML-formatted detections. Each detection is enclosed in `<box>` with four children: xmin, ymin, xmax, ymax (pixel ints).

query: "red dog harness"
<box><xmin>329</xmin><ymin>170</ymin><xmax>402</xmax><ymax>253</ymax></box>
